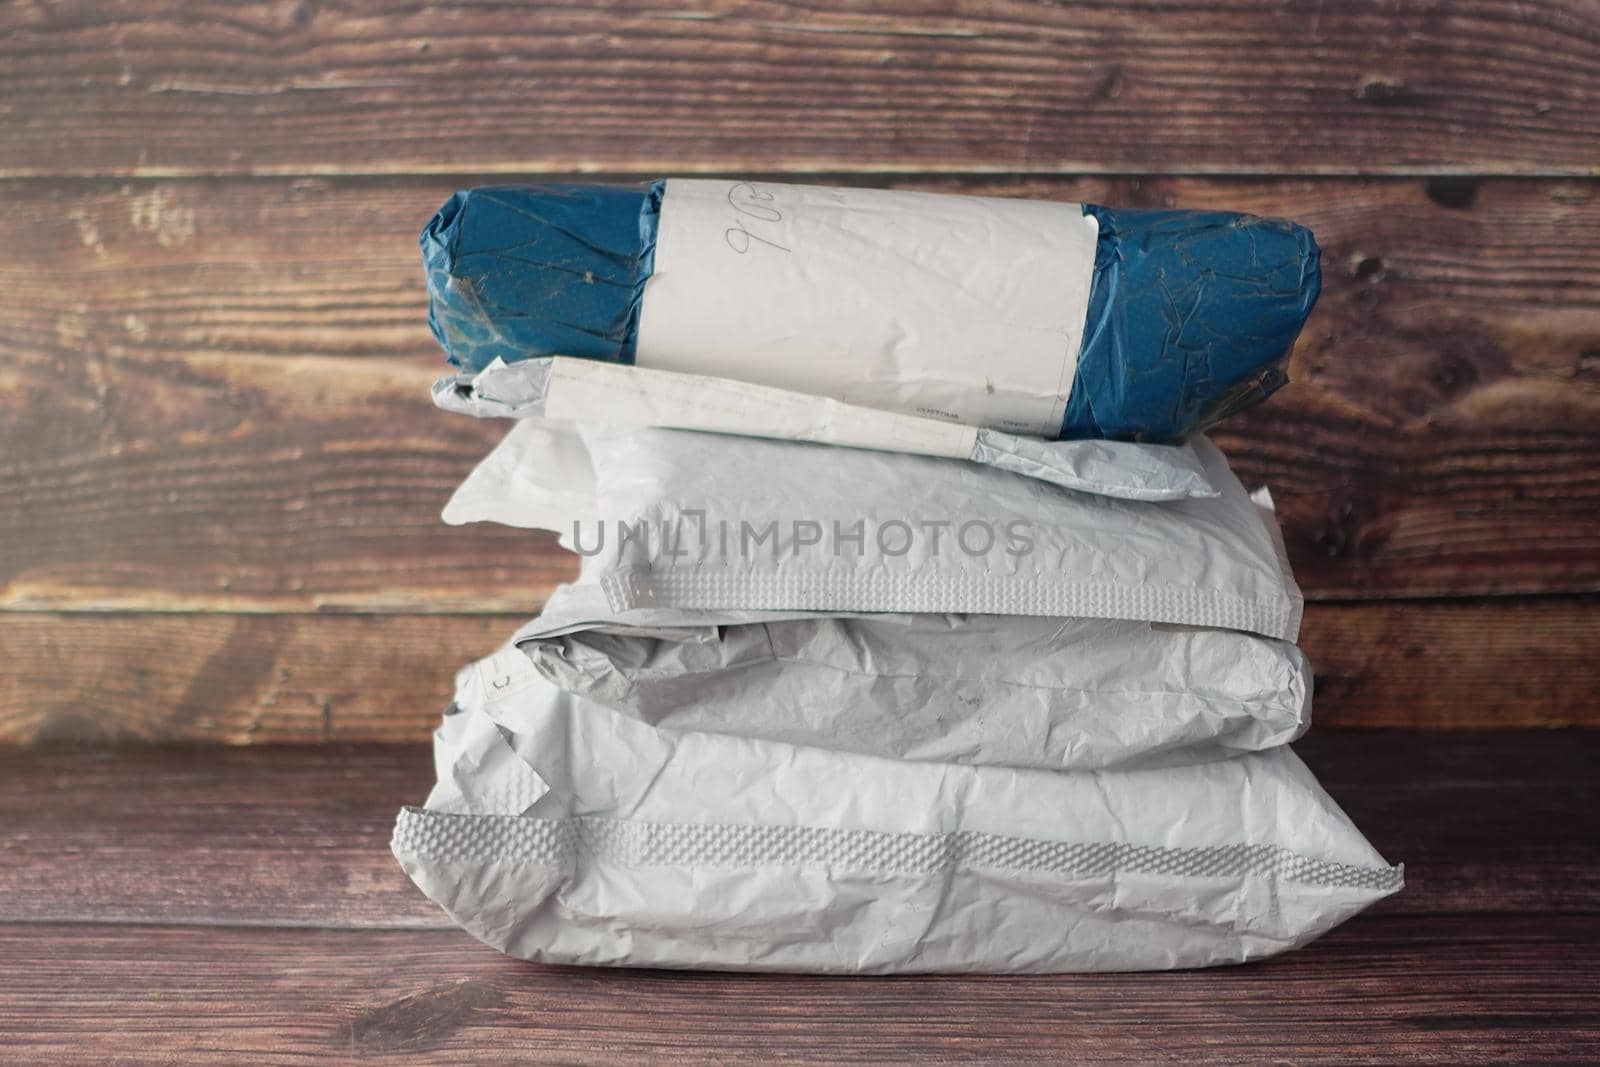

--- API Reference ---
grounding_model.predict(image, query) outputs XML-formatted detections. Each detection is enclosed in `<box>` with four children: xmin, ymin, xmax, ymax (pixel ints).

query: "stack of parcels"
<box><xmin>392</xmin><ymin>180</ymin><xmax>1402</xmax><ymax>974</ymax></box>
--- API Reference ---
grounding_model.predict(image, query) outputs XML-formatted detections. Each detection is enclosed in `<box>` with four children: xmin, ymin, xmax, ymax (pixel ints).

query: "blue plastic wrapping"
<box><xmin>423</xmin><ymin>182</ymin><xmax>662</xmax><ymax>368</ymax></box>
<box><xmin>422</xmin><ymin>183</ymin><xmax>1319</xmax><ymax>442</ymax></box>
<box><xmin>1067</xmin><ymin>205</ymin><xmax>1319</xmax><ymax>440</ymax></box>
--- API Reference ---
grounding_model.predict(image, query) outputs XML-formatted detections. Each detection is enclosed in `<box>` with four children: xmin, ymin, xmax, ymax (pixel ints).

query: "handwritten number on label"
<box><xmin>728</xmin><ymin>182</ymin><xmax>782</xmax><ymax>221</ymax></box>
<box><xmin>725</xmin><ymin>219</ymin><xmax>790</xmax><ymax>254</ymax></box>
<box><xmin>723</xmin><ymin>182</ymin><xmax>790</xmax><ymax>254</ymax></box>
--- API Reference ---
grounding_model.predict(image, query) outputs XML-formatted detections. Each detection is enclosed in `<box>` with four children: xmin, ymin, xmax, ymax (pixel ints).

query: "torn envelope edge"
<box><xmin>432</xmin><ymin>356</ymin><xmax>1219</xmax><ymax>503</ymax></box>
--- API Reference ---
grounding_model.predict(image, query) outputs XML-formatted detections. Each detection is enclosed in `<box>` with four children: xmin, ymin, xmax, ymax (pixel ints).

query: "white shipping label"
<box><xmin>636</xmin><ymin>180</ymin><xmax>1099</xmax><ymax>438</ymax></box>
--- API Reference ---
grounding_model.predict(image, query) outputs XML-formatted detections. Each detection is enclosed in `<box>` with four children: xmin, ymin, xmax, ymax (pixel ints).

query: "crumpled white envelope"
<box><xmin>444</xmin><ymin>419</ymin><xmax>1304</xmax><ymax>640</ymax></box>
<box><xmin>392</xmin><ymin>647</ymin><xmax>1400</xmax><ymax>974</ymax></box>
<box><xmin>508</xmin><ymin>607</ymin><xmax>1310</xmax><ymax>771</ymax></box>
<box><xmin>434</xmin><ymin>356</ymin><xmax>1220</xmax><ymax>501</ymax></box>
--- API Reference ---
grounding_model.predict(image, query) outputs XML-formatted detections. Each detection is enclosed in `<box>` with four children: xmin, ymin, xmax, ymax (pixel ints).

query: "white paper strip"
<box><xmin>636</xmin><ymin>179</ymin><xmax>1098</xmax><ymax>437</ymax></box>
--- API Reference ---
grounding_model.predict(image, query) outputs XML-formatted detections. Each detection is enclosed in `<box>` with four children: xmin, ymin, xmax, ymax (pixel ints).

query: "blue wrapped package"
<box><xmin>424</xmin><ymin>183</ymin><xmax>662</xmax><ymax>370</ymax></box>
<box><xmin>423</xmin><ymin>180</ymin><xmax>1319</xmax><ymax>442</ymax></box>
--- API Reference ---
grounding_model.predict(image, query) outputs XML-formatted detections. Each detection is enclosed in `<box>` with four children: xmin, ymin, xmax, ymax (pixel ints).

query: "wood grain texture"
<box><xmin>0</xmin><ymin>613</ymin><xmax>510</xmax><ymax>744</ymax></box>
<box><xmin>3</xmin><ymin>599</ymin><xmax>1598</xmax><ymax>745</ymax></box>
<box><xmin>0</xmin><ymin>348</ymin><xmax>560</xmax><ymax>612</ymax></box>
<box><xmin>4</xmin><ymin>1</ymin><xmax>1600</xmax><ymax>177</ymax></box>
<box><xmin>1300</xmin><ymin>596</ymin><xmax>1600</xmax><ymax>728</ymax></box>
<box><xmin>1</xmin><ymin>734</ymin><xmax>1596</xmax><ymax>926</ymax></box>
<box><xmin>0</xmin><ymin>917</ymin><xmax>1596</xmax><ymax>1063</ymax></box>
<box><xmin>3</xmin><ymin>175</ymin><xmax>1597</xmax><ymax>611</ymax></box>
<box><xmin>0</xmin><ymin>745</ymin><xmax>444</xmax><ymax>928</ymax></box>
<box><xmin>2</xmin><ymin>3</ymin><xmax>1592</xmax><ymax>1054</ymax></box>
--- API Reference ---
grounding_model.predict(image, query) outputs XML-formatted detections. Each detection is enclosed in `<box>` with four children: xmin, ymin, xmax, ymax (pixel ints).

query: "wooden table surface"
<box><xmin>2</xmin><ymin>730</ymin><xmax>1595</xmax><ymax>1063</ymax></box>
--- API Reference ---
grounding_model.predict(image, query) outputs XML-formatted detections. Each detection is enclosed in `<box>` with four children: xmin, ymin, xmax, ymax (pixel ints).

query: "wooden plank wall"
<box><xmin>2</xmin><ymin>1</ymin><xmax>1597</xmax><ymax>742</ymax></box>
